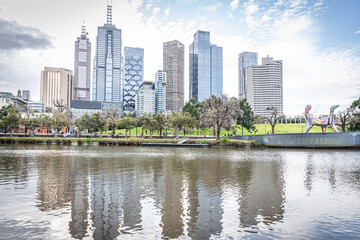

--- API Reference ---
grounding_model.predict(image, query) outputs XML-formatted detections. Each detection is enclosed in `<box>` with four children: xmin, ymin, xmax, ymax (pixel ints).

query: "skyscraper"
<box><xmin>74</xmin><ymin>22</ymin><xmax>91</xmax><ymax>100</ymax></box>
<box><xmin>246</xmin><ymin>56</ymin><xmax>283</xmax><ymax>117</ymax></box>
<box><xmin>189</xmin><ymin>30</ymin><xmax>223</xmax><ymax>102</ymax></box>
<box><xmin>238</xmin><ymin>52</ymin><xmax>258</xmax><ymax>99</ymax></box>
<box><xmin>40</xmin><ymin>67</ymin><xmax>73</xmax><ymax>108</ymax></box>
<box><xmin>92</xmin><ymin>2</ymin><xmax>122</xmax><ymax>109</ymax></box>
<box><xmin>163</xmin><ymin>40</ymin><xmax>184</xmax><ymax>112</ymax></box>
<box><xmin>123</xmin><ymin>47</ymin><xmax>144</xmax><ymax>113</ymax></box>
<box><xmin>155</xmin><ymin>70</ymin><xmax>166</xmax><ymax>113</ymax></box>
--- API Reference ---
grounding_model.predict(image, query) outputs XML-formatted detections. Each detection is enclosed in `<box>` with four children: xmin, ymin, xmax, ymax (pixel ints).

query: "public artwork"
<box><xmin>304</xmin><ymin>105</ymin><xmax>339</xmax><ymax>133</ymax></box>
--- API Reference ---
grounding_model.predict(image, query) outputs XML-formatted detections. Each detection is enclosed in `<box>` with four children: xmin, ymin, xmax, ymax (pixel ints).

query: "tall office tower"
<box><xmin>123</xmin><ymin>47</ymin><xmax>144</xmax><ymax>112</ymax></box>
<box><xmin>135</xmin><ymin>81</ymin><xmax>155</xmax><ymax>116</ymax></box>
<box><xmin>189</xmin><ymin>30</ymin><xmax>223</xmax><ymax>102</ymax></box>
<box><xmin>246</xmin><ymin>56</ymin><xmax>283</xmax><ymax>117</ymax></box>
<box><xmin>238</xmin><ymin>52</ymin><xmax>258</xmax><ymax>99</ymax></box>
<box><xmin>92</xmin><ymin>1</ymin><xmax>122</xmax><ymax>109</ymax></box>
<box><xmin>40</xmin><ymin>67</ymin><xmax>73</xmax><ymax>108</ymax></box>
<box><xmin>163</xmin><ymin>40</ymin><xmax>184</xmax><ymax>112</ymax></box>
<box><xmin>74</xmin><ymin>22</ymin><xmax>91</xmax><ymax>100</ymax></box>
<box><xmin>22</xmin><ymin>90</ymin><xmax>31</xmax><ymax>101</ymax></box>
<box><xmin>155</xmin><ymin>70</ymin><xmax>166</xmax><ymax>113</ymax></box>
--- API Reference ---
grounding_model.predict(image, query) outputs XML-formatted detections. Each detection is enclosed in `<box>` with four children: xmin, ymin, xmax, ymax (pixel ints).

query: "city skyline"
<box><xmin>0</xmin><ymin>0</ymin><xmax>359</xmax><ymax>115</ymax></box>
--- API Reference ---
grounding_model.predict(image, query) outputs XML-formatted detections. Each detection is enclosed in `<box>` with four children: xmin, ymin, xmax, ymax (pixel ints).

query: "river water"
<box><xmin>0</xmin><ymin>144</ymin><xmax>359</xmax><ymax>239</ymax></box>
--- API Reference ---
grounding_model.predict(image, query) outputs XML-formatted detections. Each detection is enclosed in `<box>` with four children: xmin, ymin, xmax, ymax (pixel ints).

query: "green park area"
<box><xmin>102</xmin><ymin>123</ymin><xmax>335</xmax><ymax>137</ymax></box>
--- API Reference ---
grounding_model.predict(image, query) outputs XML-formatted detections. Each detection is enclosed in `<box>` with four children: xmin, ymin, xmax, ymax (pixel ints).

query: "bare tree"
<box><xmin>335</xmin><ymin>107</ymin><xmax>356</xmax><ymax>132</ymax></box>
<box><xmin>261</xmin><ymin>107</ymin><xmax>285</xmax><ymax>134</ymax></box>
<box><xmin>105</xmin><ymin>106</ymin><xmax>120</xmax><ymax>136</ymax></box>
<box><xmin>200</xmin><ymin>95</ymin><xmax>242</xmax><ymax>140</ymax></box>
<box><xmin>52</xmin><ymin>99</ymin><xmax>67</xmax><ymax>113</ymax></box>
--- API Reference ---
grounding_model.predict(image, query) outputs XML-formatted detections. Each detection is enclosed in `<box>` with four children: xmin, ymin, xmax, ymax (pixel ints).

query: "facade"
<box><xmin>70</xmin><ymin>100</ymin><xmax>102</xmax><ymax>119</ymax></box>
<box><xmin>155</xmin><ymin>70</ymin><xmax>166</xmax><ymax>113</ymax></box>
<box><xmin>40</xmin><ymin>67</ymin><xmax>73</xmax><ymax>108</ymax></box>
<box><xmin>92</xmin><ymin>2</ymin><xmax>123</xmax><ymax>113</ymax></box>
<box><xmin>123</xmin><ymin>47</ymin><xmax>144</xmax><ymax>113</ymax></box>
<box><xmin>0</xmin><ymin>92</ymin><xmax>27</xmax><ymax>109</ymax></box>
<box><xmin>163</xmin><ymin>40</ymin><xmax>184</xmax><ymax>112</ymax></box>
<box><xmin>189</xmin><ymin>30</ymin><xmax>223</xmax><ymax>102</ymax></box>
<box><xmin>27</xmin><ymin>101</ymin><xmax>45</xmax><ymax>113</ymax></box>
<box><xmin>238</xmin><ymin>52</ymin><xmax>258</xmax><ymax>99</ymax></box>
<box><xmin>136</xmin><ymin>81</ymin><xmax>155</xmax><ymax>116</ymax></box>
<box><xmin>246</xmin><ymin>56</ymin><xmax>283</xmax><ymax>117</ymax></box>
<box><xmin>22</xmin><ymin>90</ymin><xmax>31</xmax><ymax>101</ymax></box>
<box><xmin>74</xmin><ymin>23</ymin><xmax>91</xmax><ymax>100</ymax></box>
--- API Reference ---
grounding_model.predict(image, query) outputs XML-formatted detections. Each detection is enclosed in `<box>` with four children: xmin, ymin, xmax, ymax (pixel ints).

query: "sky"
<box><xmin>0</xmin><ymin>0</ymin><xmax>359</xmax><ymax>116</ymax></box>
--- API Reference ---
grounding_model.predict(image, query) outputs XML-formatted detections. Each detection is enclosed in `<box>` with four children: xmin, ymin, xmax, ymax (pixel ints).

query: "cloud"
<box><xmin>356</xmin><ymin>31</ymin><xmax>360</xmax><ymax>34</ymax></box>
<box><xmin>203</xmin><ymin>4</ymin><xmax>218</xmax><ymax>12</ymax></box>
<box><xmin>229</xmin><ymin>0</ymin><xmax>239</xmax><ymax>10</ymax></box>
<box><xmin>0</xmin><ymin>17</ymin><xmax>53</xmax><ymax>51</ymax></box>
<box><xmin>152</xmin><ymin>7</ymin><xmax>160</xmax><ymax>16</ymax></box>
<box><xmin>164</xmin><ymin>8</ymin><xmax>170</xmax><ymax>17</ymax></box>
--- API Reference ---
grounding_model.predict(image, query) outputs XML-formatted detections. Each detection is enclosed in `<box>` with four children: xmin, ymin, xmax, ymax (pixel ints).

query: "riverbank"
<box><xmin>0</xmin><ymin>137</ymin><xmax>261</xmax><ymax>148</ymax></box>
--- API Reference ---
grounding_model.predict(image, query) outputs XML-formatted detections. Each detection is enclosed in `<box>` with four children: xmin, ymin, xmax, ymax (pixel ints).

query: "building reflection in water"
<box><xmin>236</xmin><ymin>157</ymin><xmax>285</xmax><ymax>228</ymax></box>
<box><xmin>36</xmin><ymin>155</ymin><xmax>71</xmax><ymax>211</ymax></box>
<box><xmin>34</xmin><ymin>148</ymin><xmax>287</xmax><ymax>238</ymax></box>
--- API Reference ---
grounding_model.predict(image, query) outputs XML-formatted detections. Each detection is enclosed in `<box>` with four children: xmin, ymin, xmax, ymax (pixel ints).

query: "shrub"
<box><xmin>219</xmin><ymin>137</ymin><xmax>230</xmax><ymax>145</ymax></box>
<box><xmin>77</xmin><ymin>139</ymin><xmax>83</xmax><ymax>145</ymax></box>
<box><xmin>46</xmin><ymin>139</ymin><xmax>52</xmax><ymax>144</ymax></box>
<box><xmin>199</xmin><ymin>140</ymin><xmax>207</xmax><ymax>144</ymax></box>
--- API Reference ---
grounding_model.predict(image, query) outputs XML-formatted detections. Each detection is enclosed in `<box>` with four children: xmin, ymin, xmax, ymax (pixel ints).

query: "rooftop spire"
<box><xmin>81</xmin><ymin>20</ymin><xmax>86</xmax><ymax>37</ymax></box>
<box><xmin>107</xmin><ymin>0</ymin><xmax>112</xmax><ymax>25</ymax></box>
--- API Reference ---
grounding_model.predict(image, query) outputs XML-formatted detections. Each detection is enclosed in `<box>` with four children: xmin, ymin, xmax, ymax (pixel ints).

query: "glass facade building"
<box><xmin>238</xmin><ymin>52</ymin><xmax>258</xmax><ymax>99</ymax></box>
<box><xmin>123</xmin><ymin>47</ymin><xmax>144</xmax><ymax>113</ymax></box>
<box><xmin>135</xmin><ymin>81</ymin><xmax>156</xmax><ymax>116</ymax></box>
<box><xmin>155</xmin><ymin>70</ymin><xmax>166</xmax><ymax>113</ymax></box>
<box><xmin>189</xmin><ymin>31</ymin><xmax>223</xmax><ymax>102</ymax></box>
<box><xmin>92</xmin><ymin>3</ymin><xmax>122</xmax><ymax>114</ymax></box>
<box><xmin>74</xmin><ymin>23</ymin><xmax>91</xmax><ymax>100</ymax></box>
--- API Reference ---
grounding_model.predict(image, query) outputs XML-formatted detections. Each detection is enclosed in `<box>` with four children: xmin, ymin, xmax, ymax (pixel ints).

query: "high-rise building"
<box><xmin>22</xmin><ymin>90</ymin><xmax>31</xmax><ymax>101</ymax></box>
<box><xmin>40</xmin><ymin>67</ymin><xmax>73</xmax><ymax>108</ymax></box>
<box><xmin>238</xmin><ymin>52</ymin><xmax>258</xmax><ymax>99</ymax></box>
<box><xmin>246</xmin><ymin>56</ymin><xmax>283</xmax><ymax>117</ymax></box>
<box><xmin>155</xmin><ymin>70</ymin><xmax>166</xmax><ymax>113</ymax></box>
<box><xmin>163</xmin><ymin>40</ymin><xmax>184</xmax><ymax>112</ymax></box>
<box><xmin>92</xmin><ymin>2</ymin><xmax>122</xmax><ymax>111</ymax></box>
<box><xmin>74</xmin><ymin>22</ymin><xmax>91</xmax><ymax>100</ymax></box>
<box><xmin>123</xmin><ymin>47</ymin><xmax>144</xmax><ymax>113</ymax></box>
<box><xmin>189</xmin><ymin>30</ymin><xmax>223</xmax><ymax>102</ymax></box>
<box><xmin>135</xmin><ymin>81</ymin><xmax>155</xmax><ymax>116</ymax></box>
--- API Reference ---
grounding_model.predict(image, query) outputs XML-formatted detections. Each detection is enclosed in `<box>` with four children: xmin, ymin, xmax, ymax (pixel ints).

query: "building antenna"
<box><xmin>107</xmin><ymin>0</ymin><xmax>112</xmax><ymax>25</ymax></box>
<box><xmin>81</xmin><ymin>20</ymin><xmax>87</xmax><ymax>37</ymax></box>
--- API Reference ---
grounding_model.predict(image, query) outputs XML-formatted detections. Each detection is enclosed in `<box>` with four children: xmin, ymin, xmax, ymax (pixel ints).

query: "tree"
<box><xmin>1</xmin><ymin>106</ymin><xmax>21</xmax><ymax>137</ymax></box>
<box><xmin>105</xmin><ymin>107</ymin><xmax>120</xmax><ymax>135</ymax></box>
<box><xmin>138</xmin><ymin>114</ymin><xmax>156</xmax><ymax>138</ymax></box>
<box><xmin>75</xmin><ymin>113</ymin><xmax>92</xmax><ymax>132</ymax></box>
<box><xmin>261</xmin><ymin>107</ymin><xmax>285</xmax><ymax>134</ymax></box>
<box><xmin>117</xmin><ymin>117</ymin><xmax>136</xmax><ymax>137</ymax></box>
<box><xmin>200</xmin><ymin>95</ymin><xmax>242</xmax><ymax>140</ymax></box>
<box><xmin>237</xmin><ymin>98</ymin><xmax>256</xmax><ymax>136</ymax></box>
<box><xmin>0</xmin><ymin>105</ymin><xmax>14</xmax><ymax>133</ymax></box>
<box><xmin>22</xmin><ymin>109</ymin><xmax>40</xmax><ymax>137</ymax></box>
<box><xmin>90</xmin><ymin>112</ymin><xmax>107</xmax><ymax>138</ymax></box>
<box><xmin>182</xmin><ymin>97</ymin><xmax>204</xmax><ymax>120</ymax></box>
<box><xmin>349</xmin><ymin>97</ymin><xmax>360</xmax><ymax>131</ymax></box>
<box><xmin>154</xmin><ymin>112</ymin><xmax>166</xmax><ymax>137</ymax></box>
<box><xmin>39</xmin><ymin>114</ymin><xmax>52</xmax><ymax>133</ymax></box>
<box><xmin>51</xmin><ymin>112</ymin><xmax>69</xmax><ymax>137</ymax></box>
<box><xmin>168</xmin><ymin>112</ymin><xmax>192</xmax><ymax>139</ymax></box>
<box><xmin>335</xmin><ymin>108</ymin><xmax>356</xmax><ymax>132</ymax></box>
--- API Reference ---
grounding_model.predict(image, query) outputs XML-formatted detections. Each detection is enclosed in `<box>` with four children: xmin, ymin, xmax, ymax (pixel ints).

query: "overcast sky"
<box><xmin>0</xmin><ymin>0</ymin><xmax>359</xmax><ymax>115</ymax></box>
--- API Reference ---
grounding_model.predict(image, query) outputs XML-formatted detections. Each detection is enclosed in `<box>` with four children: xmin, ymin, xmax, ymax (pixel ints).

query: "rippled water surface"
<box><xmin>0</xmin><ymin>144</ymin><xmax>360</xmax><ymax>239</ymax></box>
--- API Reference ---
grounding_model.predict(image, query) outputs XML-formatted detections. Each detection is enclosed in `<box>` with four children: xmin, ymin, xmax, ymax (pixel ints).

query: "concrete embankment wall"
<box><xmin>231</xmin><ymin>132</ymin><xmax>360</xmax><ymax>148</ymax></box>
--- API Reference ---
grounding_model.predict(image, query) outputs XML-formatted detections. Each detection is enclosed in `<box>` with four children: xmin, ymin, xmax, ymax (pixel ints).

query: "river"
<box><xmin>0</xmin><ymin>144</ymin><xmax>359</xmax><ymax>239</ymax></box>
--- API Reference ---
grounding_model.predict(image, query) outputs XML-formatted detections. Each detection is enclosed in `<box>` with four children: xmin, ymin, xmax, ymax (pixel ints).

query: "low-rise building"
<box><xmin>0</xmin><ymin>92</ymin><xmax>27</xmax><ymax>110</ymax></box>
<box><xmin>27</xmin><ymin>101</ymin><xmax>45</xmax><ymax>113</ymax></box>
<box><xmin>70</xmin><ymin>100</ymin><xmax>102</xmax><ymax>119</ymax></box>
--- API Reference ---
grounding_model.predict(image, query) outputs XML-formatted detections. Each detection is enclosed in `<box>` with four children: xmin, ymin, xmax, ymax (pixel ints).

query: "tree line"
<box><xmin>1</xmin><ymin>96</ymin><xmax>359</xmax><ymax>138</ymax></box>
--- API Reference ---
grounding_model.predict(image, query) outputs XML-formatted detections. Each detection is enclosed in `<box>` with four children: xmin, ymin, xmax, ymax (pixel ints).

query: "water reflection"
<box><xmin>0</xmin><ymin>145</ymin><xmax>360</xmax><ymax>239</ymax></box>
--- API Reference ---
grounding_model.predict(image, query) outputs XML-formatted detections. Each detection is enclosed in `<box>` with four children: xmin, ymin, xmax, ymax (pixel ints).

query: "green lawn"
<box><xmin>102</xmin><ymin>123</ymin><xmax>336</xmax><ymax>136</ymax></box>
